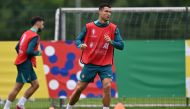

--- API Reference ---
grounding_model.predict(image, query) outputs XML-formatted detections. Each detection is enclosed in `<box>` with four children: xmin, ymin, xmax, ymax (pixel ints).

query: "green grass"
<box><xmin>0</xmin><ymin>99</ymin><xmax>50</xmax><ymax>109</ymax></box>
<box><xmin>0</xmin><ymin>98</ymin><xmax>190</xmax><ymax>109</ymax></box>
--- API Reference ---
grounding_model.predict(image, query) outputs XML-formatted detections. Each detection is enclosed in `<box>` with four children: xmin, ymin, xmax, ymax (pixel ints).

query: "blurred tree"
<box><xmin>0</xmin><ymin>0</ymin><xmax>189</xmax><ymax>40</ymax></box>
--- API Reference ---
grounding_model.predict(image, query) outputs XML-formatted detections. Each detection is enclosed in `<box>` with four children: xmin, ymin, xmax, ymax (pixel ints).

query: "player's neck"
<box><xmin>31</xmin><ymin>26</ymin><xmax>38</xmax><ymax>33</ymax></box>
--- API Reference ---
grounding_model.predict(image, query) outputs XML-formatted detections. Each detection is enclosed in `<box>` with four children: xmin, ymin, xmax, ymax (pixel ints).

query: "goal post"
<box><xmin>54</xmin><ymin>7</ymin><xmax>190</xmax><ymax>41</ymax></box>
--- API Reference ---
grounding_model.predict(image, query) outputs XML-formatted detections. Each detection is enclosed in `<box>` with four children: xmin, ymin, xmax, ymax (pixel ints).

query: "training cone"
<box><xmin>114</xmin><ymin>102</ymin><xmax>126</xmax><ymax>109</ymax></box>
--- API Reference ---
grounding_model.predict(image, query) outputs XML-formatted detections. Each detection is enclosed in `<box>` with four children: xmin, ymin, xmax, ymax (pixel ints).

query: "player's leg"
<box><xmin>3</xmin><ymin>83</ymin><xmax>24</xmax><ymax>109</ymax></box>
<box><xmin>66</xmin><ymin>81</ymin><xmax>88</xmax><ymax>109</ymax></box>
<box><xmin>66</xmin><ymin>64</ymin><xmax>97</xmax><ymax>109</ymax></box>
<box><xmin>98</xmin><ymin>65</ymin><xmax>113</xmax><ymax>109</ymax></box>
<box><xmin>4</xmin><ymin>65</ymin><xmax>26</xmax><ymax>109</ymax></box>
<box><xmin>16</xmin><ymin>80</ymin><xmax>39</xmax><ymax>108</ymax></box>
<box><xmin>8</xmin><ymin>83</ymin><xmax>24</xmax><ymax>101</ymax></box>
<box><xmin>68</xmin><ymin>81</ymin><xmax>89</xmax><ymax>105</ymax></box>
<box><xmin>102</xmin><ymin>78</ymin><xmax>112</xmax><ymax>109</ymax></box>
<box><xmin>17</xmin><ymin>68</ymin><xmax>39</xmax><ymax>108</ymax></box>
<box><xmin>24</xmin><ymin>79</ymin><xmax>39</xmax><ymax>98</ymax></box>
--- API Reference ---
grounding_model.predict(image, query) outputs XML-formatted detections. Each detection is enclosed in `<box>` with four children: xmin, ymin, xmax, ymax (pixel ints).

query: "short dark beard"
<box><xmin>37</xmin><ymin>28</ymin><xmax>42</xmax><ymax>33</ymax></box>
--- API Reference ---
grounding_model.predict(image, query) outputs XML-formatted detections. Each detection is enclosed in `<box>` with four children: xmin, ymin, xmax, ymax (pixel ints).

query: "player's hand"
<box><xmin>38</xmin><ymin>50</ymin><xmax>42</xmax><ymax>56</ymax></box>
<box><xmin>80</xmin><ymin>43</ymin><xmax>87</xmax><ymax>50</ymax></box>
<box><xmin>104</xmin><ymin>34</ymin><xmax>112</xmax><ymax>44</ymax></box>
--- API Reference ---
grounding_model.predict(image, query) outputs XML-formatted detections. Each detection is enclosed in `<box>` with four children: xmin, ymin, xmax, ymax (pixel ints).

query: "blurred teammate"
<box><xmin>66</xmin><ymin>3</ymin><xmax>124</xmax><ymax>109</ymax></box>
<box><xmin>3</xmin><ymin>16</ymin><xmax>44</xmax><ymax>109</ymax></box>
<box><xmin>0</xmin><ymin>97</ymin><xmax>4</xmax><ymax>105</ymax></box>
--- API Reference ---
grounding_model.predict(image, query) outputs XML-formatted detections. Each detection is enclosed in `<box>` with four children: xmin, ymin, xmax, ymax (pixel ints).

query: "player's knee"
<box><xmin>35</xmin><ymin>83</ymin><xmax>39</xmax><ymax>89</ymax></box>
<box><xmin>14</xmin><ymin>86</ymin><xmax>22</xmax><ymax>92</ymax></box>
<box><xmin>75</xmin><ymin>87</ymin><xmax>83</xmax><ymax>93</ymax></box>
<box><xmin>103</xmin><ymin>82</ymin><xmax>111</xmax><ymax>89</ymax></box>
<box><xmin>14</xmin><ymin>83</ymin><xmax>23</xmax><ymax>91</ymax></box>
<box><xmin>32</xmin><ymin>82</ymin><xmax>39</xmax><ymax>89</ymax></box>
<box><xmin>74</xmin><ymin>82</ymin><xmax>88</xmax><ymax>94</ymax></box>
<box><xmin>103</xmin><ymin>83</ymin><xmax>111</xmax><ymax>94</ymax></box>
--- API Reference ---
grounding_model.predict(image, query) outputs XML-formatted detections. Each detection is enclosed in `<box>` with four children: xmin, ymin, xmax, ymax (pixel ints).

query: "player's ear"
<box><xmin>36</xmin><ymin>21</ymin><xmax>40</xmax><ymax>25</ymax></box>
<box><xmin>36</xmin><ymin>21</ymin><xmax>41</xmax><ymax>27</ymax></box>
<box><xmin>99</xmin><ymin>10</ymin><xmax>102</xmax><ymax>15</ymax></box>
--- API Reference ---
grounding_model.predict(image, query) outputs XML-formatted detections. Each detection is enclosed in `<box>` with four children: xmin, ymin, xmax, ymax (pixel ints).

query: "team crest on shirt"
<box><xmin>91</xmin><ymin>29</ymin><xmax>96</xmax><ymax>37</ymax></box>
<box><xmin>82</xmin><ymin>74</ymin><xmax>85</xmax><ymax>79</ymax></box>
<box><xmin>92</xmin><ymin>29</ymin><xmax>95</xmax><ymax>35</ymax></box>
<box><xmin>90</xmin><ymin>42</ymin><xmax>93</xmax><ymax>48</ymax></box>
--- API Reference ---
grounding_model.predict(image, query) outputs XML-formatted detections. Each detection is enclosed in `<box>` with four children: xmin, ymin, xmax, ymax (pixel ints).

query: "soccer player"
<box><xmin>3</xmin><ymin>16</ymin><xmax>44</xmax><ymax>109</ymax></box>
<box><xmin>66</xmin><ymin>3</ymin><xmax>124</xmax><ymax>109</ymax></box>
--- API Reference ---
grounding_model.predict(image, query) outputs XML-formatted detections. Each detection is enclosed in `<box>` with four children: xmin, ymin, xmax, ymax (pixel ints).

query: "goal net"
<box><xmin>54</xmin><ymin>7</ymin><xmax>190</xmax><ymax>40</ymax></box>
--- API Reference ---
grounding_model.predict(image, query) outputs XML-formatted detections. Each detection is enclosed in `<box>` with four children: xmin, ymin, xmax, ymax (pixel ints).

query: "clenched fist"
<box><xmin>104</xmin><ymin>34</ymin><xmax>112</xmax><ymax>44</ymax></box>
<box><xmin>80</xmin><ymin>43</ymin><xmax>87</xmax><ymax>50</ymax></box>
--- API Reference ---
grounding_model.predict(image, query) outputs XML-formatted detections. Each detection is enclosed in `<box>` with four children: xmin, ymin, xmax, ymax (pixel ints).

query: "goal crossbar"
<box><xmin>55</xmin><ymin>7</ymin><xmax>189</xmax><ymax>40</ymax></box>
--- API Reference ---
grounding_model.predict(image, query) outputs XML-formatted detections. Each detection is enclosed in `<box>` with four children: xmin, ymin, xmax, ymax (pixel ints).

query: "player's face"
<box><xmin>99</xmin><ymin>7</ymin><xmax>111</xmax><ymax>22</ymax></box>
<box><xmin>36</xmin><ymin>21</ymin><xmax>44</xmax><ymax>32</ymax></box>
<box><xmin>38</xmin><ymin>21</ymin><xmax>44</xmax><ymax>30</ymax></box>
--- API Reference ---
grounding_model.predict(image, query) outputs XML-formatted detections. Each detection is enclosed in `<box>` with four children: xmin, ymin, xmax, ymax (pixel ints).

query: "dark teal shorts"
<box><xmin>16</xmin><ymin>59</ymin><xmax>37</xmax><ymax>83</ymax></box>
<box><xmin>79</xmin><ymin>64</ymin><xmax>113</xmax><ymax>82</ymax></box>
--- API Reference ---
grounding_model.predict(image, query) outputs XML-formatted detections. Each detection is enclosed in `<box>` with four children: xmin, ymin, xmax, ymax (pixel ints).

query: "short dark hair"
<box><xmin>99</xmin><ymin>3</ymin><xmax>111</xmax><ymax>10</ymax></box>
<box><xmin>31</xmin><ymin>16</ymin><xmax>44</xmax><ymax>26</ymax></box>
